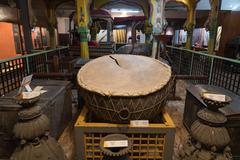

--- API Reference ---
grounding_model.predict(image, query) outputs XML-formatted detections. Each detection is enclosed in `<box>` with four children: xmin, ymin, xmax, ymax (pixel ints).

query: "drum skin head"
<box><xmin>77</xmin><ymin>54</ymin><xmax>172</xmax><ymax>97</ymax></box>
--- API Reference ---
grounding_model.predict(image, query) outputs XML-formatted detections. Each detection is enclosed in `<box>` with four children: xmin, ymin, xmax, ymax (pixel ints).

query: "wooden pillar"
<box><xmin>69</xmin><ymin>12</ymin><xmax>75</xmax><ymax>45</ymax></box>
<box><xmin>69</xmin><ymin>16</ymin><xmax>72</xmax><ymax>44</ymax></box>
<box><xmin>46</xmin><ymin>5</ymin><xmax>57</xmax><ymax>49</ymax></box>
<box><xmin>107</xmin><ymin>20</ymin><xmax>112</xmax><ymax>44</ymax></box>
<box><xmin>49</xmin><ymin>27</ymin><xmax>56</xmax><ymax>49</ymax></box>
<box><xmin>18</xmin><ymin>0</ymin><xmax>33</xmax><ymax>53</ymax></box>
<box><xmin>90</xmin><ymin>22</ymin><xmax>98</xmax><ymax>42</ymax></box>
<box><xmin>206</xmin><ymin>0</ymin><xmax>220</xmax><ymax>54</ymax></box>
<box><xmin>151</xmin><ymin>0</ymin><xmax>167</xmax><ymax>58</ymax></box>
<box><xmin>53</xmin><ymin>55</ymin><xmax>60</xmax><ymax>72</ymax></box>
<box><xmin>132</xmin><ymin>21</ymin><xmax>136</xmax><ymax>44</ymax></box>
<box><xmin>39</xmin><ymin>27</ymin><xmax>44</xmax><ymax>48</ymax></box>
<box><xmin>76</xmin><ymin>0</ymin><xmax>90</xmax><ymax>59</ymax></box>
<box><xmin>184</xmin><ymin>8</ymin><xmax>195</xmax><ymax>49</ymax></box>
<box><xmin>144</xmin><ymin>21</ymin><xmax>153</xmax><ymax>44</ymax></box>
<box><xmin>183</xmin><ymin>1</ymin><xmax>198</xmax><ymax>49</ymax></box>
<box><xmin>151</xmin><ymin>0</ymin><xmax>167</xmax><ymax>34</ymax></box>
<box><xmin>18</xmin><ymin>24</ymin><xmax>25</xmax><ymax>54</ymax></box>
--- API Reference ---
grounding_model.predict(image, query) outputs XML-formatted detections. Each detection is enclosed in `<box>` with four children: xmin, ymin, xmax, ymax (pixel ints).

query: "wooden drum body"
<box><xmin>78</xmin><ymin>54</ymin><xmax>173</xmax><ymax>123</ymax></box>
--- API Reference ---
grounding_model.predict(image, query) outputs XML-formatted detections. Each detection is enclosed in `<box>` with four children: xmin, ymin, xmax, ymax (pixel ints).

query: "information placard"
<box><xmin>130</xmin><ymin>120</ymin><xmax>149</xmax><ymax>127</ymax></box>
<box><xmin>204</xmin><ymin>93</ymin><xmax>226</xmax><ymax>102</ymax></box>
<box><xmin>17</xmin><ymin>75</ymin><xmax>33</xmax><ymax>95</ymax></box>
<box><xmin>103</xmin><ymin>140</ymin><xmax>128</xmax><ymax>148</ymax></box>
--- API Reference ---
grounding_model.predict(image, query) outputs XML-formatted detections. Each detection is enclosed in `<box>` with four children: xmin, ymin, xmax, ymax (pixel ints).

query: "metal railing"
<box><xmin>0</xmin><ymin>46</ymin><xmax>69</xmax><ymax>96</ymax></box>
<box><xmin>164</xmin><ymin>46</ymin><xmax>240</xmax><ymax>95</ymax></box>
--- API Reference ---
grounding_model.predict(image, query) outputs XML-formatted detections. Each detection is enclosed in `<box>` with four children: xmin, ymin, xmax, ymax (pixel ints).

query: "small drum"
<box><xmin>77</xmin><ymin>54</ymin><xmax>173</xmax><ymax>123</ymax></box>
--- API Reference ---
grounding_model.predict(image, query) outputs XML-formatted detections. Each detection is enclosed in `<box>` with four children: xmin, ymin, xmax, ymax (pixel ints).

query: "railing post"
<box><xmin>208</xmin><ymin>57</ymin><xmax>214</xmax><ymax>84</ymax></box>
<box><xmin>25</xmin><ymin>57</ymin><xmax>30</xmax><ymax>74</ymax></box>
<box><xmin>178</xmin><ymin>49</ymin><xmax>182</xmax><ymax>74</ymax></box>
<box><xmin>45</xmin><ymin>52</ymin><xmax>49</xmax><ymax>73</ymax></box>
<box><xmin>59</xmin><ymin>48</ymin><xmax>61</xmax><ymax>57</ymax></box>
<box><xmin>190</xmin><ymin>53</ymin><xmax>194</xmax><ymax>75</ymax></box>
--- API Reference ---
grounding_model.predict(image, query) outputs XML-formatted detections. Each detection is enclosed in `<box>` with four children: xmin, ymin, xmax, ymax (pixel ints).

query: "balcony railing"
<box><xmin>0</xmin><ymin>46</ymin><xmax>69</xmax><ymax>96</ymax></box>
<box><xmin>1</xmin><ymin>45</ymin><xmax>239</xmax><ymax>96</ymax></box>
<box><xmin>164</xmin><ymin>46</ymin><xmax>240</xmax><ymax>95</ymax></box>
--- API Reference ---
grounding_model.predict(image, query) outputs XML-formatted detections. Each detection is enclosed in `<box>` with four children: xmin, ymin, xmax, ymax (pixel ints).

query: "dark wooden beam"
<box><xmin>18</xmin><ymin>0</ymin><xmax>33</xmax><ymax>53</ymax></box>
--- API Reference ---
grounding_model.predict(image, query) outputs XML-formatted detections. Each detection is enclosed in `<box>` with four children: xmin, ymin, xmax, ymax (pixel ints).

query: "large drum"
<box><xmin>77</xmin><ymin>54</ymin><xmax>173</xmax><ymax>123</ymax></box>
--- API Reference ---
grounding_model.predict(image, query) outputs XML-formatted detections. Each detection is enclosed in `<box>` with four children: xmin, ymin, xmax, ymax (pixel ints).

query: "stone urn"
<box><xmin>10</xmin><ymin>91</ymin><xmax>67</xmax><ymax>160</ymax></box>
<box><xmin>180</xmin><ymin>92</ymin><xmax>232</xmax><ymax>160</ymax></box>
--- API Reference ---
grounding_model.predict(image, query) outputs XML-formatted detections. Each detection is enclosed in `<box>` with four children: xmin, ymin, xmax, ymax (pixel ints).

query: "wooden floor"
<box><xmin>58</xmin><ymin>80</ymin><xmax>190</xmax><ymax>160</ymax></box>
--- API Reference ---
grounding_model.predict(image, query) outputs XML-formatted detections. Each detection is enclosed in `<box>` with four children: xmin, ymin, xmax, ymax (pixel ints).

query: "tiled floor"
<box><xmin>58</xmin><ymin>80</ymin><xmax>190</xmax><ymax>160</ymax></box>
<box><xmin>165</xmin><ymin>80</ymin><xmax>190</xmax><ymax>160</ymax></box>
<box><xmin>58</xmin><ymin>102</ymin><xmax>79</xmax><ymax>160</ymax></box>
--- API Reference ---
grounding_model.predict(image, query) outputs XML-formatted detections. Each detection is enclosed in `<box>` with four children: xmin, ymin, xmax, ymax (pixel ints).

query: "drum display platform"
<box><xmin>74</xmin><ymin>107</ymin><xmax>176</xmax><ymax>160</ymax></box>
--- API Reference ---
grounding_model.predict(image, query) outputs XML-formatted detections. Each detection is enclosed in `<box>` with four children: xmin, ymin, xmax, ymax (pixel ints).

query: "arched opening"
<box><xmin>102</xmin><ymin>2</ymin><xmax>144</xmax><ymax>46</ymax></box>
<box><xmin>89</xmin><ymin>9</ymin><xmax>113</xmax><ymax>45</ymax></box>
<box><xmin>164</xmin><ymin>0</ymin><xmax>214</xmax><ymax>51</ymax></box>
<box><xmin>164</xmin><ymin>1</ymin><xmax>188</xmax><ymax>47</ymax></box>
<box><xmin>56</xmin><ymin>1</ymin><xmax>75</xmax><ymax>46</ymax></box>
<box><xmin>94</xmin><ymin>0</ymin><xmax>150</xmax><ymax>52</ymax></box>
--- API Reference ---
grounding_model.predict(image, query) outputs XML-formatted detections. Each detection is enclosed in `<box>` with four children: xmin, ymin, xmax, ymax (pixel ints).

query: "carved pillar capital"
<box><xmin>152</xmin><ymin>0</ymin><xmax>168</xmax><ymax>35</ymax></box>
